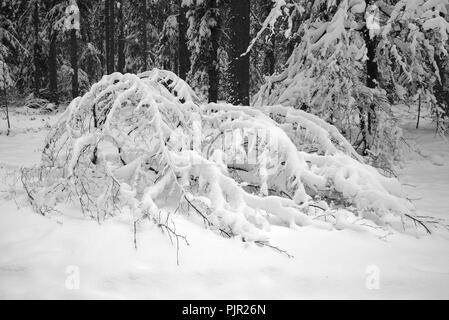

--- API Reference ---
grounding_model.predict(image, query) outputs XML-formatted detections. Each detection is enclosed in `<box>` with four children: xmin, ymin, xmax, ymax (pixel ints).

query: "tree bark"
<box><xmin>228</xmin><ymin>0</ymin><xmax>250</xmax><ymax>105</ymax></box>
<box><xmin>48</xmin><ymin>30</ymin><xmax>59</xmax><ymax>104</ymax></box>
<box><xmin>105</xmin><ymin>0</ymin><xmax>111</xmax><ymax>74</ymax></box>
<box><xmin>178</xmin><ymin>0</ymin><xmax>190</xmax><ymax>80</ymax></box>
<box><xmin>110</xmin><ymin>0</ymin><xmax>115</xmax><ymax>72</ymax></box>
<box><xmin>117</xmin><ymin>0</ymin><xmax>126</xmax><ymax>73</ymax></box>
<box><xmin>71</xmin><ymin>29</ymin><xmax>79</xmax><ymax>98</ymax></box>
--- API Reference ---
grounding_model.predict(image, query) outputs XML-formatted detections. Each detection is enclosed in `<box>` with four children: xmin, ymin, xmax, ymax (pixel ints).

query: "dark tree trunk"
<box><xmin>71</xmin><ymin>29</ymin><xmax>79</xmax><ymax>98</ymax></box>
<box><xmin>117</xmin><ymin>0</ymin><xmax>126</xmax><ymax>73</ymax></box>
<box><xmin>110</xmin><ymin>0</ymin><xmax>115</xmax><ymax>72</ymax></box>
<box><xmin>105</xmin><ymin>0</ymin><xmax>111</xmax><ymax>74</ymax></box>
<box><xmin>360</xmin><ymin>1</ymin><xmax>379</xmax><ymax>154</ymax></box>
<box><xmin>140</xmin><ymin>0</ymin><xmax>148</xmax><ymax>71</ymax></box>
<box><xmin>33</xmin><ymin>1</ymin><xmax>40</xmax><ymax>96</ymax></box>
<box><xmin>105</xmin><ymin>0</ymin><xmax>115</xmax><ymax>74</ymax></box>
<box><xmin>228</xmin><ymin>0</ymin><xmax>250</xmax><ymax>105</ymax></box>
<box><xmin>173</xmin><ymin>50</ymin><xmax>178</xmax><ymax>74</ymax></box>
<box><xmin>416</xmin><ymin>94</ymin><xmax>421</xmax><ymax>129</ymax></box>
<box><xmin>207</xmin><ymin>0</ymin><xmax>219</xmax><ymax>103</ymax></box>
<box><xmin>365</xmin><ymin>28</ymin><xmax>378</xmax><ymax>135</ymax></box>
<box><xmin>178</xmin><ymin>0</ymin><xmax>190</xmax><ymax>80</ymax></box>
<box><xmin>48</xmin><ymin>31</ymin><xmax>59</xmax><ymax>105</ymax></box>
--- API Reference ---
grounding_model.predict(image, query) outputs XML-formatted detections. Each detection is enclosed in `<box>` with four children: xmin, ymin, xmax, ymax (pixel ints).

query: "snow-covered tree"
<box><xmin>255</xmin><ymin>0</ymin><xmax>383</xmax><ymax>156</ymax></box>
<box><xmin>253</xmin><ymin>0</ymin><xmax>449</xmax><ymax>167</ymax></box>
<box><xmin>64</xmin><ymin>0</ymin><xmax>81</xmax><ymax>98</ymax></box>
<box><xmin>183</xmin><ymin>0</ymin><xmax>221</xmax><ymax>102</ymax></box>
<box><xmin>23</xmin><ymin>70</ymin><xmax>435</xmax><ymax>253</ymax></box>
<box><xmin>158</xmin><ymin>10</ymin><xmax>179</xmax><ymax>72</ymax></box>
<box><xmin>1</xmin><ymin>9</ymin><xmax>20</xmax><ymax>135</ymax></box>
<box><xmin>377</xmin><ymin>0</ymin><xmax>449</xmax><ymax>134</ymax></box>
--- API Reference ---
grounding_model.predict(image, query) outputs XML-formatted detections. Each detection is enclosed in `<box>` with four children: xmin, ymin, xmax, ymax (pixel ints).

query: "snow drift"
<box><xmin>23</xmin><ymin>69</ymin><xmax>417</xmax><ymax>244</ymax></box>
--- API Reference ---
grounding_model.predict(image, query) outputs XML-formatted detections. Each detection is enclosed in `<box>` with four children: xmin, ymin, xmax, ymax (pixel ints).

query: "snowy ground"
<box><xmin>1</xmin><ymin>107</ymin><xmax>449</xmax><ymax>299</ymax></box>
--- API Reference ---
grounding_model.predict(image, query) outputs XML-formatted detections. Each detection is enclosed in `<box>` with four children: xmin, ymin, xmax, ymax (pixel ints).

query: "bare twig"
<box><xmin>255</xmin><ymin>241</ymin><xmax>294</xmax><ymax>259</ymax></box>
<box><xmin>183</xmin><ymin>194</ymin><xmax>233</xmax><ymax>238</ymax></box>
<box><xmin>405</xmin><ymin>214</ymin><xmax>431</xmax><ymax>234</ymax></box>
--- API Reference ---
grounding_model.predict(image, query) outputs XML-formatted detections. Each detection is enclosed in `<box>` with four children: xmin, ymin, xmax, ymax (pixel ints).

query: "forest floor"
<box><xmin>0</xmin><ymin>106</ymin><xmax>449</xmax><ymax>299</ymax></box>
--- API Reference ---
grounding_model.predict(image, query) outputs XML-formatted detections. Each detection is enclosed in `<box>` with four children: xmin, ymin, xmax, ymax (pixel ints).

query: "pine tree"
<box><xmin>185</xmin><ymin>0</ymin><xmax>221</xmax><ymax>102</ymax></box>
<box><xmin>255</xmin><ymin>0</ymin><xmax>449</xmax><ymax>165</ymax></box>
<box><xmin>0</xmin><ymin>13</ymin><xmax>15</xmax><ymax>135</ymax></box>
<box><xmin>361</xmin><ymin>0</ymin><xmax>380</xmax><ymax>154</ymax></box>
<box><xmin>65</xmin><ymin>0</ymin><xmax>80</xmax><ymax>98</ymax></box>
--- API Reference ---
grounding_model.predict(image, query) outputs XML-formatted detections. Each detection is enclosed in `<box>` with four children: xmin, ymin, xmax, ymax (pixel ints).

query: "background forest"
<box><xmin>1</xmin><ymin>0</ymin><xmax>448</xmax><ymax>168</ymax></box>
<box><xmin>0</xmin><ymin>0</ymin><xmax>449</xmax><ymax>167</ymax></box>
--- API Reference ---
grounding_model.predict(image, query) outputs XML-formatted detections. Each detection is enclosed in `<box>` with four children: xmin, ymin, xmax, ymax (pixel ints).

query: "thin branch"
<box><xmin>405</xmin><ymin>214</ymin><xmax>431</xmax><ymax>234</ymax></box>
<box><xmin>255</xmin><ymin>240</ymin><xmax>294</xmax><ymax>259</ymax></box>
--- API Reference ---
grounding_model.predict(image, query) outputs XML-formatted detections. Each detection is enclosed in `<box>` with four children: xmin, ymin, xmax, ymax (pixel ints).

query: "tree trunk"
<box><xmin>140</xmin><ymin>0</ymin><xmax>148</xmax><ymax>71</ymax></box>
<box><xmin>207</xmin><ymin>0</ymin><xmax>219</xmax><ymax>103</ymax></box>
<box><xmin>178</xmin><ymin>0</ymin><xmax>190</xmax><ymax>80</ymax></box>
<box><xmin>117</xmin><ymin>0</ymin><xmax>126</xmax><ymax>73</ymax></box>
<box><xmin>71</xmin><ymin>29</ymin><xmax>79</xmax><ymax>98</ymax></box>
<box><xmin>228</xmin><ymin>0</ymin><xmax>250</xmax><ymax>105</ymax></box>
<box><xmin>416</xmin><ymin>93</ymin><xmax>421</xmax><ymax>129</ymax></box>
<box><xmin>33</xmin><ymin>1</ymin><xmax>40</xmax><ymax>96</ymax></box>
<box><xmin>105</xmin><ymin>0</ymin><xmax>115</xmax><ymax>74</ymax></box>
<box><xmin>110</xmin><ymin>0</ymin><xmax>115</xmax><ymax>72</ymax></box>
<box><xmin>361</xmin><ymin>1</ymin><xmax>379</xmax><ymax>154</ymax></box>
<box><xmin>105</xmin><ymin>0</ymin><xmax>111</xmax><ymax>74</ymax></box>
<box><xmin>48</xmin><ymin>30</ymin><xmax>59</xmax><ymax>105</ymax></box>
<box><xmin>365</xmin><ymin>31</ymin><xmax>378</xmax><ymax>135</ymax></box>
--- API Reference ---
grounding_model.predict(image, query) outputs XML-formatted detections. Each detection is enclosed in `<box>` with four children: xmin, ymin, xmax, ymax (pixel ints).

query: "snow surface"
<box><xmin>1</xmin><ymin>109</ymin><xmax>449</xmax><ymax>299</ymax></box>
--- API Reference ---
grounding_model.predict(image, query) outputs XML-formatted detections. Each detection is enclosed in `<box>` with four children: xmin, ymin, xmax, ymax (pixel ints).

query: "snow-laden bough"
<box><xmin>23</xmin><ymin>69</ymin><xmax>424</xmax><ymax>247</ymax></box>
